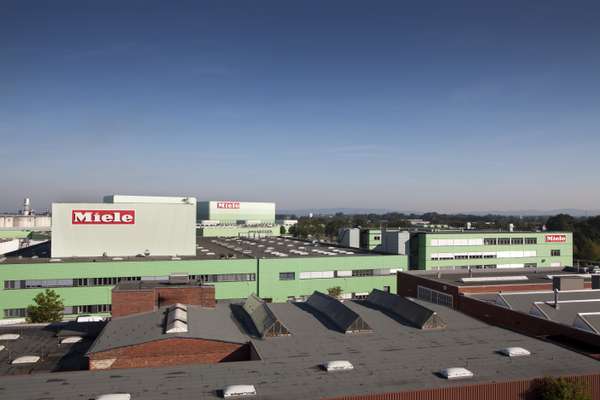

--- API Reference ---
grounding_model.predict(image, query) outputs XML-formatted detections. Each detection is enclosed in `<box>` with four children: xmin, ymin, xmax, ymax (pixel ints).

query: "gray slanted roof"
<box><xmin>366</xmin><ymin>289</ymin><xmax>446</xmax><ymax>330</ymax></box>
<box><xmin>305</xmin><ymin>291</ymin><xmax>371</xmax><ymax>333</ymax></box>
<box><xmin>242</xmin><ymin>294</ymin><xmax>290</xmax><ymax>338</ymax></box>
<box><xmin>88</xmin><ymin>304</ymin><xmax>247</xmax><ymax>354</ymax></box>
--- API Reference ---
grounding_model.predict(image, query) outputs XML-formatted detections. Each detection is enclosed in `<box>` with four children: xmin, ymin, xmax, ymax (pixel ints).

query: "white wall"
<box><xmin>51</xmin><ymin>201</ymin><xmax>196</xmax><ymax>257</ymax></box>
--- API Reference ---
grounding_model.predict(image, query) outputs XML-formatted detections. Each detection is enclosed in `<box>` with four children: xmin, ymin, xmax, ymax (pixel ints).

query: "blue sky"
<box><xmin>1</xmin><ymin>0</ymin><xmax>599</xmax><ymax>213</ymax></box>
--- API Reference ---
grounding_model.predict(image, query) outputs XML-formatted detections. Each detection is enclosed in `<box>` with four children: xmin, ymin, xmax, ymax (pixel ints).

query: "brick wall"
<box><xmin>111</xmin><ymin>289</ymin><xmax>156</xmax><ymax>317</ymax></box>
<box><xmin>88</xmin><ymin>337</ymin><xmax>250</xmax><ymax>370</ymax></box>
<box><xmin>111</xmin><ymin>285</ymin><xmax>216</xmax><ymax>318</ymax></box>
<box><xmin>323</xmin><ymin>373</ymin><xmax>600</xmax><ymax>400</ymax></box>
<box><xmin>157</xmin><ymin>286</ymin><xmax>216</xmax><ymax>308</ymax></box>
<box><xmin>457</xmin><ymin>295</ymin><xmax>600</xmax><ymax>350</ymax></box>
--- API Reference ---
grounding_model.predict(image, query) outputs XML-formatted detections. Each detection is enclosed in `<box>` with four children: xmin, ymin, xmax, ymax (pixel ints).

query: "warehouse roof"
<box><xmin>0</xmin><ymin>322</ymin><xmax>105</xmax><ymax>375</ymax></box>
<box><xmin>241</xmin><ymin>294</ymin><xmax>290</xmax><ymax>338</ymax></box>
<box><xmin>88</xmin><ymin>305</ymin><xmax>248</xmax><ymax>354</ymax></box>
<box><xmin>365</xmin><ymin>289</ymin><xmax>446</xmax><ymax>329</ymax></box>
<box><xmin>0</xmin><ymin>236</ymin><xmax>375</xmax><ymax>264</ymax></box>
<box><xmin>1</xmin><ymin>297</ymin><xmax>599</xmax><ymax>399</ymax></box>
<box><xmin>469</xmin><ymin>289</ymin><xmax>600</xmax><ymax>336</ymax></box>
<box><xmin>305</xmin><ymin>291</ymin><xmax>372</xmax><ymax>333</ymax></box>
<box><xmin>404</xmin><ymin>268</ymin><xmax>592</xmax><ymax>287</ymax></box>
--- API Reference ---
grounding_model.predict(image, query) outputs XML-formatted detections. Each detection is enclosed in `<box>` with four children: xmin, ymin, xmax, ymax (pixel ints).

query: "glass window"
<box><xmin>498</xmin><ymin>238</ymin><xmax>510</xmax><ymax>245</ymax></box>
<box><xmin>525</xmin><ymin>237</ymin><xmax>537</xmax><ymax>245</ymax></box>
<box><xmin>352</xmin><ymin>269</ymin><xmax>374</xmax><ymax>277</ymax></box>
<box><xmin>511</xmin><ymin>238</ymin><xmax>524</xmax><ymax>245</ymax></box>
<box><xmin>551</xmin><ymin>249</ymin><xmax>561</xmax><ymax>257</ymax></box>
<box><xmin>484</xmin><ymin>238</ymin><xmax>497</xmax><ymax>245</ymax></box>
<box><xmin>279</xmin><ymin>272</ymin><xmax>295</xmax><ymax>281</ymax></box>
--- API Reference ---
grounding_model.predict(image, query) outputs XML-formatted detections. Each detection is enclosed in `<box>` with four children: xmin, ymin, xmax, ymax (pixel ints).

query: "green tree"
<box><xmin>327</xmin><ymin>286</ymin><xmax>343</xmax><ymax>299</ymax></box>
<box><xmin>534</xmin><ymin>377</ymin><xmax>591</xmax><ymax>400</ymax></box>
<box><xmin>279</xmin><ymin>225</ymin><xmax>287</xmax><ymax>235</ymax></box>
<box><xmin>26</xmin><ymin>289</ymin><xmax>64</xmax><ymax>323</ymax></box>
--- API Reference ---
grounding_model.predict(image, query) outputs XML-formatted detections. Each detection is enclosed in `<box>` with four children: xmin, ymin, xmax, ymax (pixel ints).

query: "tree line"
<box><xmin>283</xmin><ymin>212</ymin><xmax>600</xmax><ymax>262</ymax></box>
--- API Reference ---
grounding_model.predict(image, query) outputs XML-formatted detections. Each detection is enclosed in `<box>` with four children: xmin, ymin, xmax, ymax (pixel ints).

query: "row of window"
<box><xmin>429</xmin><ymin>263</ymin><xmax>539</xmax><ymax>270</ymax></box>
<box><xmin>430</xmin><ymin>249</ymin><xmax>561</xmax><ymax>261</ymax></box>
<box><xmin>279</xmin><ymin>268</ymin><xmax>399</xmax><ymax>281</ymax></box>
<box><xmin>3</xmin><ymin>273</ymin><xmax>256</xmax><ymax>290</ymax></box>
<box><xmin>3</xmin><ymin>304</ymin><xmax>112</xmax><ymax>318</ymax></box>
<box><xmin>431</xmin><ymin>237</ymin><xmax>539</xmax><ymax>247</ymax></box>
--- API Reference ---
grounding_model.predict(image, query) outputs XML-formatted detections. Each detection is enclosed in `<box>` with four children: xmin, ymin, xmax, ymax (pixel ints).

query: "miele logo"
<box><xmin>545</xmin><ymin>234</ymin><xmax>567</xmax><ymax>243</ymax></box>
<box><xmin>216</xmin><ymin>201</ymin><xmax>240</xmax><ymax>209</ymax></box>
<box><xmin>72</xmin><ymin>210</ymin><xmax>135</xmax><ymax>225</ymax></box>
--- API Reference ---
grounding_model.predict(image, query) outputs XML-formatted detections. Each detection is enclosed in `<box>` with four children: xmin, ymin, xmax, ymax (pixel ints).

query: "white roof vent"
<box><xmin>60</xmin><ymin>336</ymin><xmax>83</xmax><ymax>344</ymax></box>
<box><xmin>222</xmin><ymin>384</ymin><xmax>257</xmax><ymax>398</ymax></box>
<box><xmin>165</xmin><ymin>303</ymin><xmax>188</xmax><ymax>333</ymax></box>
<box><xmin>439</xmin><ymin>367</ymin><xmax>474</xmax><ymax>379</ymax></box>
<box><xmin>0</xmin><ymin>333</ymin><xmax>20</xmax><ymax>340</ymax></box>
<box><xmin>499</xmin><ymin>347</ymin><xmax>531</xmax><ymax>357</ymax></box>
<box><xmin>323</xmin><ymin>360</ymin><xmax>354</xmax><ymax>372</ymax></box>
<box><xmin>12</xmin><ymin>355</ymin><xmax>40</xmax><ymax>364</ymax></box>
<box><xmin>95</xmin><ymin>394</ymin><xmax>132</xmax><ymax>400</ymax></box>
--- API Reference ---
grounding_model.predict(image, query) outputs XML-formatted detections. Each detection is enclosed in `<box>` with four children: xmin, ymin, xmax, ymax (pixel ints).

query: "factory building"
<box><xmin>0</xmin><ymin>236</ymin><xmax>406</xmax><ymax>321</ymax></box>
<box><xmin>409</xmin><ymin>231</ymin><xmax>573</xmax><ymax>270</ymax></box>
<box><xmin>51</xmin><ymin>195</ymin><xmax>197</xmax><ymax>258</ymax></box>
<box><xmin>197</xmin><ymin>201</ymin><xmax>275</xmax><ymax>224</ymax></box>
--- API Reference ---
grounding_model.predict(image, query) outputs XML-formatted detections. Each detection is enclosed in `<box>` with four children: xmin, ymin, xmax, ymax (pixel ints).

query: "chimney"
<box><xmin>554</xmin><ymin>288</ymin><xmax>559</xmax><ymax>310</ymax></box>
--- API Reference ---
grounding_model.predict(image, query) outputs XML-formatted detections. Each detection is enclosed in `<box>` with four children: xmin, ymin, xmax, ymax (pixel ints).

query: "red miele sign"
<box><xmin>72</xmin><ymin>210</ymin><xmax>135</xmax><ymax>225</ymax></box>
<box><xmin>545</xmin><ymin>234</ymin><xmax>567</xmax><ymax>243</ymax></box>
<box><xmin>216</xmin><ymin>201</ymin><xmax>240</xmax><ymax>210</ymax></box>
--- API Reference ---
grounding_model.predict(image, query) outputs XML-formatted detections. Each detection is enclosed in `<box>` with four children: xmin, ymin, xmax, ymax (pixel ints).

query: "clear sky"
<box><xmin>1</xmin><ymin>0</ymin><xmax>599</xmax><ymax>213</ymax></box>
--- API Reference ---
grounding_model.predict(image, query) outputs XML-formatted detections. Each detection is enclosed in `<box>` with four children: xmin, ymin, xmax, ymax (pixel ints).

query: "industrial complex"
<box><xmin>0</xmin><ymin>194</ymin><xmax>599</xmax><ymax>399</ymax></box>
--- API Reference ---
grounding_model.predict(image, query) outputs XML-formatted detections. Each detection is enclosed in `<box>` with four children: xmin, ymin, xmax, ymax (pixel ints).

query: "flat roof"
<box><xmin>0</xmin><ymin>299</ymin><xmax>598</xmax><ymax>399</ymax></box>
<box><xmin>0</xmin><ymin>322</ymin><xmax>105</xmax><ymax>375</ymax></box>
<box><xmin>403</xmin><ymin>268</ymin><xmax>588</xmax><ymax>287</ymax></box>
<box><xmin>0</xmin><ymin>236</ymin><xmax>376</xmax><ymax>264</ymax></box>
<box><xmin>469</xmin><ymin>290</ymin><xmax>600</xmax><ymax>335</ymax></box>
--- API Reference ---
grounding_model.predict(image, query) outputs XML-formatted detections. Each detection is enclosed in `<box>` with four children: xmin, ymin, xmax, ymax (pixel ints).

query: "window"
<box><xmin>352</xmin><ymin>269</ymin><xmax>374</xmax><ymax>277</ymax></box>
<box><xmin>525</xmin><ymin>238</ymin><xmax>537</xmax><ymax>245</ymax></box>
<box><xmin>483</xmin><ymin>264</ymin><xmax>497</xmax><ymax>269</ymax></box>
<box><xmin>511</xmin><ymin>238</ymin><xmax>524</xmax><ymax>245</ymax></box>
<box><xmin>454</xmin><ymin>255</ymin><xmax>469</xmax><ymax>260</ymax></box>
<box><xmin>498</xmin><ymin>238</ymin><xmax>510</xmax><ymax>245</ymax></box>
<box><xmin>373</xmin><ymin>236</ymin><xmax>381</xmax><ymax>240</ymax></box>
<box><xmin>4</xmin><ymin>280</ymin><xmax>16</xmax><ymax>290</ymax></box>
<box><xmin>417</xmin><ymin>286</ymin><xmax>453</xmax><ymax>308</ymax></box>
<box><xmin>524</xmin><ymin>263</ymin><xmax>537</xmax><ymax>268</ymax></box>
<box><xmin>279</xmin><ymin>272</ymin><xmax>295</xmax><ymax>281</ymax></box>
<box><xmin>484</xmin><ymin>254</ymin><xmax>497</xmax><ymax>259</ymax></box>
<box><xmin>4</xmin><ymin>308</ymin><xmax>26</xmax><ymax>318</ymax></box>
<box><xmin>551</xmin><ymin>249</ymin><xmax>561</xmax><ymax>257</ymax></box>
<box><xmin>72</xmin><ymin>304</ymin><xmax>111</xmax><ymax>314</ymax></box>
<box><xmin>484</xmin><ymin>238</ymin><xmax>497</xmax><ymax>245</ymax></box>
<box><xmin>469</xmin><ymin>254</ymin><xmax>483</xmax><ymax>259</ymax></box>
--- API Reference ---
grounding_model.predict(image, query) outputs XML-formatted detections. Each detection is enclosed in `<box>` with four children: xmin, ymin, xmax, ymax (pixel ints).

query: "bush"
<box><xmin>26</xmin><ymin>289</ymin><xmax>64</xmax><ymax>323</ymax></box>
<box><xmin>327</xmin><ymin>286</ymin><xmax>343</xmax><ymax>299</ymax></box>
<box><xmin>534</xmin><ymin>377</ymin><xmax>591</xmax><ymax>400</ymax></box>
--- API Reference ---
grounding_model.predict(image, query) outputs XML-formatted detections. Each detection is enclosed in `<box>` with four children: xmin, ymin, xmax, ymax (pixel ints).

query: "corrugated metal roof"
<box><xmin>366</xmin><ymin>289</ymin><xmax>446</xmax><ymax>330</ymax></box>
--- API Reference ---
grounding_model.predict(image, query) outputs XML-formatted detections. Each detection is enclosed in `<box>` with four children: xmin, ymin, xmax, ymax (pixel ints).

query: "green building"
<box><xmin>409</xmin><ymin>231</ymin><xmax>572</xmax><ymax>270</ymax></box>
<box><xmin>198</xmin><ymin>225</ymin><xmax>281</xmax><ymax>238</ymax></box>
<box><xmin>360</xmin><ymin>229</ymin><xmax>382</xmax><ymax>250</ymax></box>
<box><xmin>0</xmin><ymin>237</ymin><xmax>406</xmax><ymax>320</ymax></box>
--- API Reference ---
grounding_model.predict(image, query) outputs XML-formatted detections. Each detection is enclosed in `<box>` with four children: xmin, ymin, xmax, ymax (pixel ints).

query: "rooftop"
<box><xmin>0</xmin><ymin>297</ymin><xmax>598</xmax><ymax>399</ymax></box>
<box><xmin>470</xmin><ymin>289</ymin><xmax>600</xmax><ymax>335</ymax></box>
<box><xmin>404</xmin><ymin>267</ymin><xmax>593</xmax><ymax>287</ymax></box>
<box><xmin>0</xmin><ymin>236</ymin><xmax>375</xmax><ymax>264</ymax></box>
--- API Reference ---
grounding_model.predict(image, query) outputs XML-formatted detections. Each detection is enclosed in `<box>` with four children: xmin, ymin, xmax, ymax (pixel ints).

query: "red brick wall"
<box><xmin>157</xmin><ymin>286</ymin><xmax>216</xmax><ymax>308</ymax></box>
<box><xmin>111</xmin><ymin>289</ymin><xmax>156</xmax><ymax>317</ymax></box>
<box><xmin>323</xmin><ymin>373</ymin><xmax>600</xmax><ymax>400</ymax></box>
<box><xmin>457</xmin><ymin>295</ymin><xmax>600</xmax><ymax>349</ymax></box>
<box><xmin>89</xmin><ymin>338</ymin><xmax>249</xmax><ymax>370</ymax></box>
<box><xmin>111</xmin><ymin>285</ymin><xmax>216</xmax><ymax>318</ymax></box>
